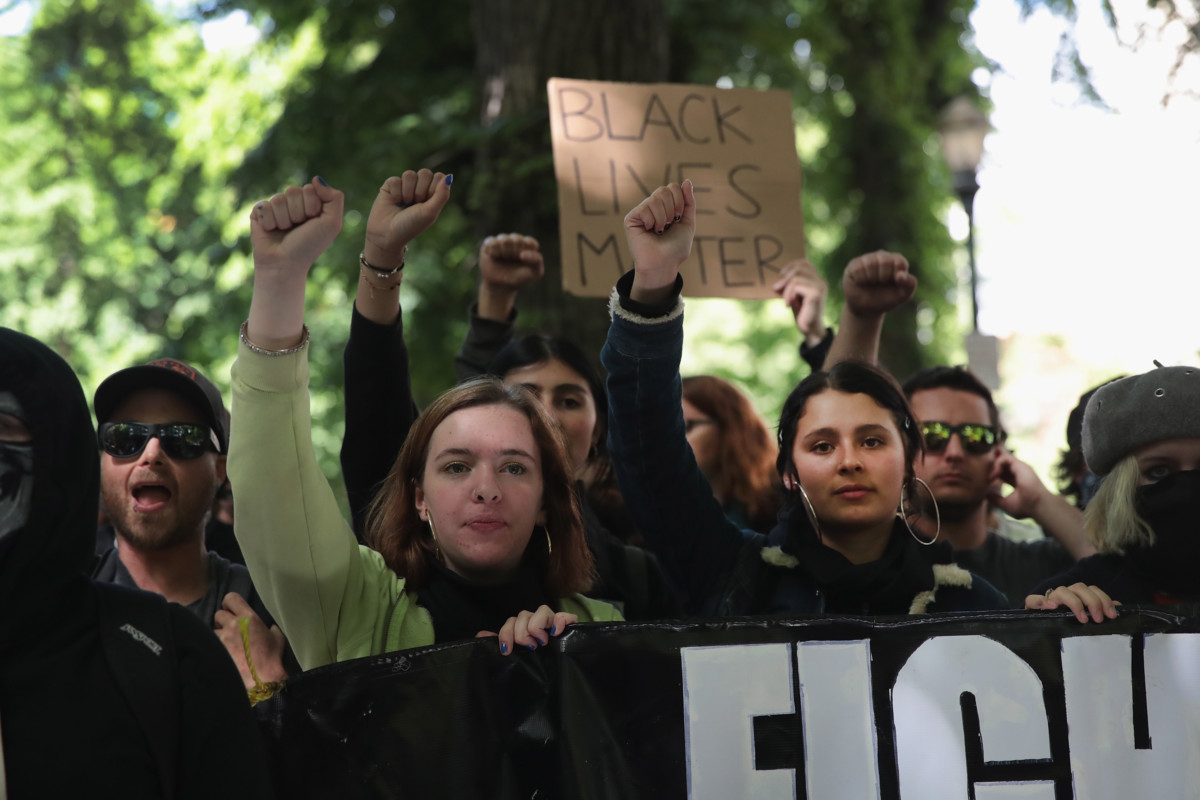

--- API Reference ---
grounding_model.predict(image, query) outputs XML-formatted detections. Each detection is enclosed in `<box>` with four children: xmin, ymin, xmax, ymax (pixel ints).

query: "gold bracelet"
<box><xmin>239</xmin><ymin>616</ymin><xmax>286</xmax><ymax>707</ymax></box>
<box><xmin>239</xmin><ymin>321</ymin><xmax>310</xmax><ymax>356</ymax></box>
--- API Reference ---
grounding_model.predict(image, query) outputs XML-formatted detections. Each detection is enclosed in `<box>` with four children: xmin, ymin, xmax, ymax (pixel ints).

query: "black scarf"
<box><xmin>416</xmin><ymin>544</ymin><xmax>553</xmax><ymax>643</ymax></box>
<box><xmin>1125</xmin><ymin>470</ymin><xmax>1200</xmax><ymax>599</ymax></box>
<box><xmin>773</xmin><ymin>502</ymin><xmax>955</xmax><ymax>615</ymax></box>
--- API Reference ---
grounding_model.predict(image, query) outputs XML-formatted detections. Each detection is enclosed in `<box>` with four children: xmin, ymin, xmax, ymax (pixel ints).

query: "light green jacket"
<box><xmin>229</xmin><ymin>341</ymin><xmax>621</xmax><ymax>671</ymax></box>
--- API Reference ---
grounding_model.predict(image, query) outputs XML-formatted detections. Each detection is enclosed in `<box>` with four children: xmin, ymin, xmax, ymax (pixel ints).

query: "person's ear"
<box><xmin>414</xmin><ymin>483</ymin><xmax>428</xmax><ymax>522</ymax></box>
<box><xmin>214</xmin><ymin>454</ymin><xmax>228</xmax><ymax>486</ymax></box>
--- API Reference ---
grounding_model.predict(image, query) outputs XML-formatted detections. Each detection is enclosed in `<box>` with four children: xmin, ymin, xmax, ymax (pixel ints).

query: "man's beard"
<box><xmin>102</xmin><ymin>486</ymin><xmax>207</xmax><ymax>552</ymax></box>
<box><xmin>916</xmin><ymin>482</ymin><xmax>988</xmax><ymax>524</ymax></box>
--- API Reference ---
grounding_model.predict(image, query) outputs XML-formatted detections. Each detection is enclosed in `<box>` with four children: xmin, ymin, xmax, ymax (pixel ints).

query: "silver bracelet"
<box><xmin>239</xmin><ymin>321</ymin><xmax>310</xmax><ymax>356</ymax></box>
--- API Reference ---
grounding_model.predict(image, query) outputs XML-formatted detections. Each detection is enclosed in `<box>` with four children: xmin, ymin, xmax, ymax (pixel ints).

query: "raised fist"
<box><xmin>841</xmin><ymin>250</ymin><xmax>916</xmax><ymax>317</ymax></box>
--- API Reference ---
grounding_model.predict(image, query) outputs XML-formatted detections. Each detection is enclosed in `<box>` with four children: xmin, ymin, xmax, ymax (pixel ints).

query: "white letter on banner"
<box><xmin>894</xmin><ymin>636</ymin><xmax>1053</xmax><ymax>800</ymax></box>
<box><xmin>1062</xmin><ymin>633</ymin><xmax>1200</xmax><ymax>799</ymax></box>
<box><xmin>796</xmin><ymin>640</ymin><xmax>879</xmax><ymax>799</ymax></box>
<box><xmin>682</xmin><ymin>644</ymin><xmax>794</xmax><ymax>799</ymax></box>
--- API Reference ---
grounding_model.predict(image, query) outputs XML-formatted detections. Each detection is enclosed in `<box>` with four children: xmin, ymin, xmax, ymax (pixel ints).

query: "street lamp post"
<box><xmin>937</xmin><ymin>97</ymin><xmax>989</xmax><ymax>333</ymax></box>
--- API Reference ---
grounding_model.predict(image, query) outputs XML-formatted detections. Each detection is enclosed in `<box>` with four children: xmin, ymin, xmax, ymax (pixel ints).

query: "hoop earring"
<box><xmin>899</xmin><ymin>477</ymin><xmax>940</xmax><ymax>545</ymax></box>
<box><xmin>427</xmin><ymin>516</ymin><xmax>443</xmax><ymax>557</ymax></box>
<box><xmin>544</xmin><ymin>526</ymin><xmax>553</xmax><ymax>556</ymax></box>
<box><xmin>796</xmin><ymin>483</ymin><xmax>823</xmax><ymax>544</ymax></box>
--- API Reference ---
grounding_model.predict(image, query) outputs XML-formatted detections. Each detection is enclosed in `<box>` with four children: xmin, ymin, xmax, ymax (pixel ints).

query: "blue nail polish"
<box><xmin>500</xmin><ymin>642</ymin><xmax>508</xmax><ymax>654</ymax></box>
<box><xmin>445</xmin><ymin>174</ymin><xmax>454</xmax><ymax>186</ymax></box>
<box><xmin>536</xmin><ymin>637</ymin><xmax>546</xmax><ymax>646</ymax></box>
<box><xmin>525</xmin><ymin>644</ymin><xmax>537</xmax><ymax>651</ymax></box>
<box><xmin>549</xmin><ymin>626</ymin><xmax>557</xmax><ymax>636</ymax></box>
<box><xmin>316</xmin><ymin>175</ymin><xmax>328</xmax><ymax>187</ymax></box>
<box><xmin>395</xmin><ymin>202</ymin><xmax>410</xmax><ymax>208</ymax></box>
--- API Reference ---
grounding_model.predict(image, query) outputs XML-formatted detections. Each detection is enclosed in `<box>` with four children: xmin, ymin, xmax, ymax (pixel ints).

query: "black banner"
<box><xmin>255</xmin><ymin>607</ymin><xmax>1200</xmax><ymax>799</ymax></box>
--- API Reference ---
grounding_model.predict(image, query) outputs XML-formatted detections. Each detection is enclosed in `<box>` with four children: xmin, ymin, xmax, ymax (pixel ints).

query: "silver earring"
<box><xmin>796</xmin><ymin>482</ymin><xmax>823</xmax><ymax>544</ymax></box>
<box><xmin>899</xmin><ymin>477</ymin><xmax>940</xmax><ymax>545</ymax></box>
<box><xmin>544</xmin><ymin>526</ymin><xmax>552</xmax><ymax>556</ymax></box>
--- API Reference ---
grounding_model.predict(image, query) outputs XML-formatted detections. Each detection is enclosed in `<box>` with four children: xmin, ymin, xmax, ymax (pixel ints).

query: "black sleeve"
<box><xmin>341</xmin><ymin>305</ymin><xmax>420</xmax><ymax>541</ymax></box>
<box><xmin>799</xmin><ymin>326</ymin><xmax>834</xmax><ymax>373</ymax></box>
<box><xmin>172</xmin><ymin>605</ymin><xmax>276</xmax><ymax>800</ymax></box>
<box><xmin>454</xmin><ymin>303</ymin><xmax>517</xmax><ymax>382</ymax></box>
<box><xmin>1029</xmin><ymin>553</ymin><xmax>1140</xmax><ymax>603</ymax></box>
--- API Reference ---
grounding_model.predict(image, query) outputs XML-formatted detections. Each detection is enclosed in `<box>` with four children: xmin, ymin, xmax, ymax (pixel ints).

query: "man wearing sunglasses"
<box><xmin>903</xmin><ymin>366</ymin><xmax>1095</xmax><ymax>606</ymax></box>
<box><xmin>91</xmin><ymin>358</ymin><xmax>293</xmax><ymax>689</ymax></box>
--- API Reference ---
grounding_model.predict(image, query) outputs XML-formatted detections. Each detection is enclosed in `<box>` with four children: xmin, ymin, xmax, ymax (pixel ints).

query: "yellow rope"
<box><xmin>239</xmin><ymin>616</ymin><xmax>285</xmax><ymax>707</ymax></box>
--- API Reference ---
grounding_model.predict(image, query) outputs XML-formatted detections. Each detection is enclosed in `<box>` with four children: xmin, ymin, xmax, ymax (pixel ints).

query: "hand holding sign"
<box><xmin>478</xmin><ymin>605</ymin><xmax>578</xmax><ymax>656</ymax></box>
<box><xmin>1026</xmin><ymin>583</ymin><xmax>1120</xmax><ymax>624</ymax></box>
<box><xmin>625</xmin><ymin>180</ymin><xmax>696</xmax><ymax>305</ymax></box>
<box><xmin>773</xmin><ymin>258</ymin><xmax>828</xmax><ymax>344</ymax></box>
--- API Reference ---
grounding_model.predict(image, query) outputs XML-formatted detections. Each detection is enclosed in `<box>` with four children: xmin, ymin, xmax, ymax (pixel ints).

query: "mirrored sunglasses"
<box><xmin>97</xmin><ymin>422</ymin><xmax>218</xmax><ymax>460</ymax></box>
<box><xmin>919</xmin><ymin>421</ymin><xmax>998</xmax><ymax>455</ymax></box>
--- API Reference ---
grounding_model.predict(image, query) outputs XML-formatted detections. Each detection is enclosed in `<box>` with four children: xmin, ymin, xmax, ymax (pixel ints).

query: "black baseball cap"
<box><xmin>94</xmin><ymin>359</ymin><xmax>228</xmax><ymax>453</ymax></box>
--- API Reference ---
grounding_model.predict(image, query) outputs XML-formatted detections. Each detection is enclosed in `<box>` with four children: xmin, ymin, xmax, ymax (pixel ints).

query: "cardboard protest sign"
<box><xmin>547</xmin><ymin>78</ymin><xmax>804</xmax><ymax>299</ymax></box>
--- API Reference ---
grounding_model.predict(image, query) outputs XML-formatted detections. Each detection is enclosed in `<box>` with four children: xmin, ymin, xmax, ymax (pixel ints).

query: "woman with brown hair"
<box><xmin>681</xmin><ymin>375</ymin><xmax>782</xmax><ymax>532</ymax></box>
<box><xmin>228</xmin><ymin>175</ymin><xmax>619</xmax><ymax>671</ymax></box>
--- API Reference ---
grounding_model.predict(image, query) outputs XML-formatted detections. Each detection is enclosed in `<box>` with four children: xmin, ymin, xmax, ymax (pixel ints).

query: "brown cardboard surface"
<box><xmin>547</xmin><ymin>78</ymin><xmax>804</xmax><ymax>299</ymax></box>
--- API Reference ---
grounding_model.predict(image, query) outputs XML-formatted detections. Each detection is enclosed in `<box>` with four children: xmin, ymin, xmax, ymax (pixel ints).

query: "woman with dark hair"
<box><xmin>488</xmin><ymin>334</ymin><xmax>618</xmax><ymax>507</ymax></box>
<box><xmin>1028</xmin><ymin>364</ymin><xmax>1200</xmax><ymax>622</ymax></box>
<box><xmin>681</xmin><ymin>375</ymin><xmax>782</xmax><ymax>532</ymax></box>
<box><xmin>229</xmin><ymin>176</ymin><xmax>619</xmax><ymax>671</ymax></box>
<box><xmin>602</xmin><ymin>181</ymin><xmax>1008</xmax><ymax>617</ymax></box>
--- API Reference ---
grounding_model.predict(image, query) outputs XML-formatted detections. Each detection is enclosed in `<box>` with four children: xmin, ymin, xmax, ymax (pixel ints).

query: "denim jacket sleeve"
<box><xmin>600</xmin><ymin>278</ymin><xmax>750</xmax><ymax>616</ymax></box>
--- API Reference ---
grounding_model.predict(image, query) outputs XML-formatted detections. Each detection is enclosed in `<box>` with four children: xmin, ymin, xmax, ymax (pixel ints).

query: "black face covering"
<box><xmin>1126</xmin><ymin>470</ymin><xmax>1200</xmax><ymax>597</ymax></box>
<box><xmin>0</xmin><ymin>440</ymin><xmax>33</xmax><ymax>549</ymax></box>
<box><xmin>0</xmin><ymin>327</ymin><xmax>100</xmax><ymax>638</ymax></box>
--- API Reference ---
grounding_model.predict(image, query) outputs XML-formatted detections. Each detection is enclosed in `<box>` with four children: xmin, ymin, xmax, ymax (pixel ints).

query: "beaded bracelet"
<box><xmin>359</xmin><ymin>265</ymin><xmax>403</xmax><ymax>299</ymax></box>
<box><xmin>239</xmin><ymin>321</ymin><xmax>310</xmax><ymax>356</ymax></box>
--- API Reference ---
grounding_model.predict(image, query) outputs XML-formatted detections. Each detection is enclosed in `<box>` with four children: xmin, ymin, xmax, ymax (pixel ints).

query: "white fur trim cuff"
<box><xmin>760</xmin><ymin>546</ymin><xmax>800</xmax><ymax>569</ymax></box>
<box><xmin>608</xmin><ymin>286</ymin><xmax>685</xmax><ymax>325</ymax></box>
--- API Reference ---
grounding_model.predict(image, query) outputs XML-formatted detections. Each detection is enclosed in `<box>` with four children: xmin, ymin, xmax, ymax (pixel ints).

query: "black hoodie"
<box><xmin>0</xmin><ymin>327</ymin><xmax>273</xmax><ymax>799</ymax></box>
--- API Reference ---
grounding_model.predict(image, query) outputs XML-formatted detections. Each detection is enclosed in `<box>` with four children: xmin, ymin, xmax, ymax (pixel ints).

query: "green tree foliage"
<box><xmin>3</xmin><ymin>0</ymin><xmax>995</xmax><ymax>477</ymax></box>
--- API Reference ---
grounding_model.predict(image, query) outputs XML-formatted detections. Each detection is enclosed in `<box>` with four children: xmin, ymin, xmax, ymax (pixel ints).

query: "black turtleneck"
<box><xmin>416</xmin><ymin>545</ymin><xmax>553</xmax><ymax>642</ymax></box>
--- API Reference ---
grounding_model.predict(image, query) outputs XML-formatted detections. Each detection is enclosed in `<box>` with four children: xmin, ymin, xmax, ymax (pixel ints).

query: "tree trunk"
<box><xmin>469</xmin><ymin>0</ymin><xmax>669</xmax><ymax>365</ymax></box>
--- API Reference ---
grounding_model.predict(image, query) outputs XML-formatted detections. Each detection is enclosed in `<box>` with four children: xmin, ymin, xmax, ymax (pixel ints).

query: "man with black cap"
<box><xmin>0</xmin><ymin>327</ymin><xmax>273</xmax><ymax>798</ymax></box>
<box><xmin>91</xmin><ymin>357</ymin><xmax>292</xmax><ymax>687</ymax></box>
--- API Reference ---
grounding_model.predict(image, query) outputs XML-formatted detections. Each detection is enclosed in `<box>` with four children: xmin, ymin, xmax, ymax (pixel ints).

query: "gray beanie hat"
<box><xmin>1081</xmin><ymin>363</ymin><xmax>1200</xmax><ymax>476</ymax></box>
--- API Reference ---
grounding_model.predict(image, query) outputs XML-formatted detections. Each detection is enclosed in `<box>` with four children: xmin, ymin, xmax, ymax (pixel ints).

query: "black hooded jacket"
<box><xmin>0</xmin><ymin>328</ymin><xmax>273</xmax><ymax>799</ymax></box>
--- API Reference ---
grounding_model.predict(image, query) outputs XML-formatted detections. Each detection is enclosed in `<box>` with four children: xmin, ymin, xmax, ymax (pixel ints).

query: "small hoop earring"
<box><xmin>796</xmin><ymin>482</ymin><xmax>823</xmax><ymax>544</ymax></box>
<box><xmin>899</xmin><ymin>477</ymin><xmax>940</xmax><ymax>545</ymax></box>
<box><xmin>544</xmin><ymin>526</ymin><xmax>553</xmax><ymax>556</ymax></box>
